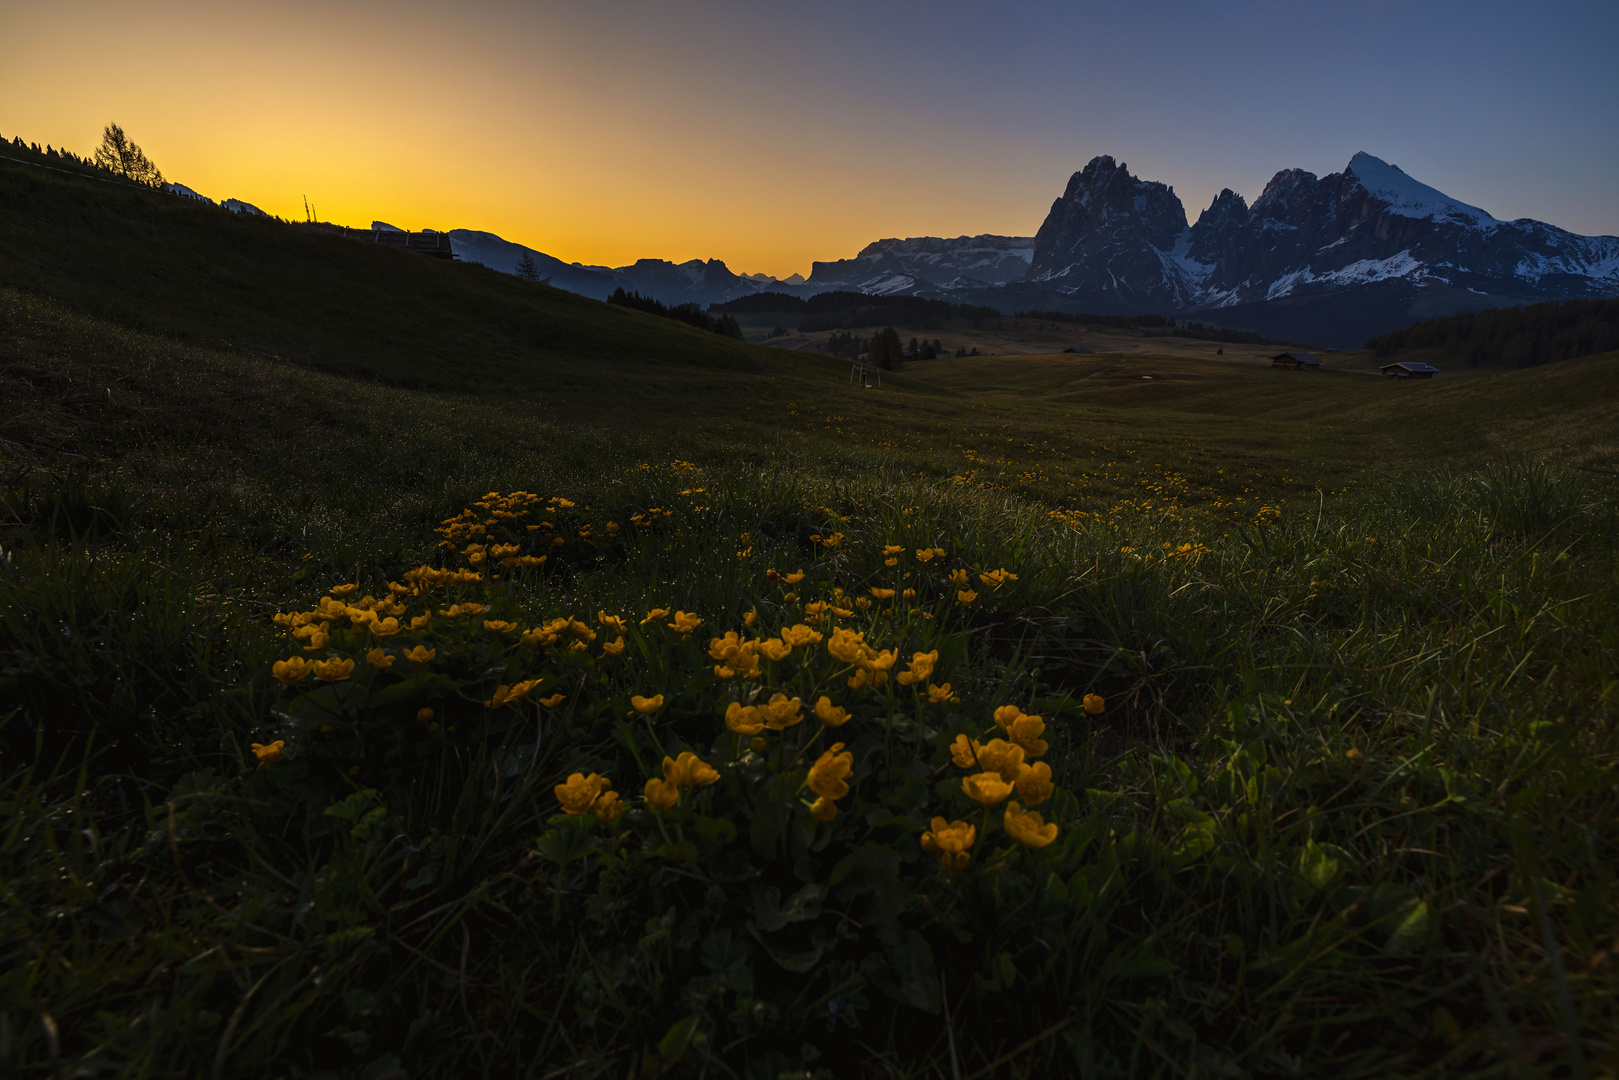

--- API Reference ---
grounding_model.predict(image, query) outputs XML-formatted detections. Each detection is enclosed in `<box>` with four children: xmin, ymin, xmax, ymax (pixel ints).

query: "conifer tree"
<box><xmin>93</xmin><ymin>123</ymin><xmax>163</xmax><ymax>185</ymax></box>
<box><xmin>515</xmin><ymin>252</ymin><xmax>541</xmax><ymax>282</ymax></box>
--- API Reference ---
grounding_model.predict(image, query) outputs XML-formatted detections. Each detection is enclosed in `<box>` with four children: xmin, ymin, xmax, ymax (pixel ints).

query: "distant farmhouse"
<box><xmin>1380</xmin><ymin>361</ymin><xmax>1440</xmax><ymax>379</ymax></box>
<box><xmin>1271</xmin><ymin>351</ymin><xmax>1321</xmax><ymax>370</ymax></box>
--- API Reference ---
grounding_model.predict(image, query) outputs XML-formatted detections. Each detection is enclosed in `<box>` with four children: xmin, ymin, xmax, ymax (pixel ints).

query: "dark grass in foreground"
<box><xmin>1</xmin><ymin>305</ymin><xmax>1617</xmax><ymax>1076</ymax></box>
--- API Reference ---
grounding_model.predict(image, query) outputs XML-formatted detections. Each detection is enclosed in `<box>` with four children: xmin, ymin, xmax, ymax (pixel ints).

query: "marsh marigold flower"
<box><xmin>976</xmin><ymin>738</ymin><xmax>1027</xmax><ymax>783</ymax></box>
<box><xmin>920</xmin><ymin>816</ymin><xmax>976</xmax><ymax>871</ymax></box>
<box><xmin>403</xmin><ymin>645</ymin><xmax>436</xmax><ymax>664</ymax></box>
<box><xmin>808</xmin><ymin>743</ymin><xmax>854</xmax><ymax>800</ymax></box>
<box><xmin>644</xmin><ymin>777</ymin><xmax>680</xmax><ymax>812</ymax></box>
<box><xmin>641</xmin><ymin>608</ymin><xmax>670</xmax><ymax>626</ymax></box>
<box><xmin>663</xmin><ymin>751</ymin><xmax>721</xmax><ymax>787</ymax></box>
<box><xmin>631</xmin><ymin>694</ymin><xmax>665</xmax><ymax>715</ymax></box>
<box><xmin>486</xmin><ymin>679</ymin><xmax>540</xmax><ymax>708</ymax></box>
<box><xmin>814</xmin><ymin>696</ymin><xmax>850</xmax><ymax>727</ymax></box>
<box><xmin>927</xmin><ymin>683</ymin><xmax>956</xmax><ymax>704</ymax></box>
<box><xmin>949</xmin><ymin>734</ymin><xmax>981</xmax><ymax>769</ymax></box>
<box><xmin>603</xmin><ymin>636</ymin><xmax>626</xmax><ymax>657</ymax></box>
<box><xmin>956</xmin><ymin>590</ymin><xmax>978</xmax><ymax>604</ymax></box>
<box><xmin>1007</xmin><ymin>714</ymin><xmax>1049</xmax><ymax>757</ymax></box>
<box><xmin>273</xmin><ymin>657</ymin><xmax>312</xmax><ymax>683</ymax></box>
<box><xmin>758</xmin><ymin>637</ymin><xmax>791</xmax><ymax>662</ymax></box>
<box><xmin>1083</xmin><ymin>693</ymin><xmax>1105</xmax><ymax>715</ymax></box>
<box><xmin>762</xmin><ymin>693</ymin><xmax>804</xmax><ymax>730</ymax></box>
<box><xmin>895</xmin><ymin>650</ymin><xmax>938</xmax><ymax>687</ymax></box>
<box><xmin>539</xmin><ymin>693</ymin><xmax>566</xmax><ymax>708</ymax></box>
<box><xmin>963</xmin><ymin>770</ymin><xmax>1014</xmax><ymax>806</ymax></box>
<box><xmin>365</xmin><ymin>648</ymin><xmax>394</xmax><ymax>670</ymax></box>
<box><xmin>869</xmin><ymin>587</ymin><xmax>895</xmax><ymax>601</ymax></box>
<box><xmin>556</xmin><ymin>772</ymin><xmax>611</xmax><ymax>815</ymax></box>
<box><xmin>784</xmin><ymin>570</ymin><xmax>805</xmax><ymax>584</ymax></box>
<box><xmin>781</xmin><ymin>624</ymin><xmax>822</xmax><ymax>648</ymax></box>
<box><xmin>1015</xmin><ymin>761</ymin><xmax>1054</xmax><ymax>805</ymax></box>
<box><xmin>301</xmin><ymin>628</ymin><xmax>330</xmax><ymax>652</ymax></box>
<box><xmin>593</xmin><ymin>790</ymin><xmax>624</xmax><ymax>823</ymax></box>
<box><xmin>598</xmin><ymin>611</ymin><xmax>627</xmax><ymax>634</ymax></box>
<box><xmin>312</xmin><ymin>657</ymin><xmax>354</xmax><ymax>682</ymax></box>
<box><xmin>484</xmin><ymin>620</ymin><xmax>518</xmax><ymax>634</ymax></box>
<box><xmin>667</xmin><ymin>611</ymin><xmax>702</xmax><ymax>636</ymax></box>
<box><xmin>330</xmin><ymin>584</ymin><xmax>358</xmax><ymax>597</ymax></box>
<box><xmin>883</xmin><ymin>544</ymin><xmax>905</xmax><ymax>555</ymax></box>
<box><xmin>1004</xmin><ymin>801</ymin><xmax>1058</xmax><ymax>847</ymax></box>
<box><xmin>368</xmin><ymin>617</ymin><xmax>401</xmax><ymax>638</ymax></box>
<box><xmin>809</xmin><ymin>796</ymin><xmax>838</xmax><ymax>822</ymax></box>
<box><xmin>725</xmin><ymin>701</ymin><xmax>765</xmax><ymax>735</ymax></box>
<box><xmin>979</xmin><ymin>568</ymin><xmax>1019</xmax><ymax>589</ymax></box>
<box><xmin>250</xmin><ymin>740</ymin><xmax>285</xmax><ymax>766</ymax></box>
<box><xmin>743</xmin><ymin>606</ymin><xmax>758</xmax><ymax>627</ymax></box>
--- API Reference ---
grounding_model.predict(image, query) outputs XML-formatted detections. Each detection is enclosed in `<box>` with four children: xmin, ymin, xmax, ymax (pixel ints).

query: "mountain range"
<box><xmin>440</xmin><ymin>152</ymin><xmax>1616</xmax><ymax>348</ymax></box>
<box><xmin>158</xmin><ymin>151</ymin><xmax>1612</xmax><ymax>349</ymax></box>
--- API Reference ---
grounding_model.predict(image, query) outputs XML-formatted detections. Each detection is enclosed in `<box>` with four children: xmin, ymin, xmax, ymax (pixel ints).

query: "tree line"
<box><xmin>712</xmin><ymin>291</ymin><xmax>1001</xmax><ymax>331</ymax></box>
<box><xmin>2</xmin><ymin>123</ymin><xmax>164</xmax><ymax>187</ymax></box>
<box><xmin>608</xmin><ymin>288</ymin><xmax>743</xmax><ymax>339</ymax></box>
<box><xmin>1015</xmin><ymin>310</ymin><xmax>1287</xmax><ymax>345</ymax></box>
<box><xmin>1367</xmin><ymin>297</ymin><xmax>1619</xmax><ymax>368</ymax></box>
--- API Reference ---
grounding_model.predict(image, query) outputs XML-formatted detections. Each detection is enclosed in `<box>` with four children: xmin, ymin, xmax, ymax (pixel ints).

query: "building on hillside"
<box><xmin>1270</xmin><ymin>351</ymin><xmax>1321</xmax><ymax>370</ymax></box>
<box><xmin>1380</xmin><ymin>361</ymin><xmax>1440</xmax><ymax>379</ymax></box>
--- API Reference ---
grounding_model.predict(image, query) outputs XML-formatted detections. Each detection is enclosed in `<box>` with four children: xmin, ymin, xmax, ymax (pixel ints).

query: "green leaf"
<box><xmin>1384</xmin><ymin>900</ymin><xmax>1432</xmax><ymax>956</ymax></box>
<box><xmin>1297</xmin><ymin>840</ymin><xmax>1342</xmax><ymax>892</ymax></box>
<box><xmin>751</xmin><ymin>883</ymin><xmax>824</xmax><ymax>932</ymax></box>
<box><xmin>535</xmin><ymin>824</ymin><xmax>596</xmax><ymax>865</ymax></box>
<box><xmin>324</xmin><ymin>789</ymin><xmax>379</xmax><ymax>821</ymax></box>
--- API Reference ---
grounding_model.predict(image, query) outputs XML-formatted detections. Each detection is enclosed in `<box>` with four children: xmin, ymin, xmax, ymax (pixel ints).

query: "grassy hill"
<box><xmin>2</xmin><ymin>161</ymin><xmax>1616</xmax><ymax>1079</ymax></box>
<box><xmin>0</xmin><ymin>158</ymin><xmax>782</xmax><ymax>390</ymax></box>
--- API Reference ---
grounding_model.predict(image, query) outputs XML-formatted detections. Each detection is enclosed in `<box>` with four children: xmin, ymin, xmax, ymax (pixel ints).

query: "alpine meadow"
<box><xmin>1</xmin><ymin>139</ymin><xmax>1617</xmax><ymax>1080</ymax></box>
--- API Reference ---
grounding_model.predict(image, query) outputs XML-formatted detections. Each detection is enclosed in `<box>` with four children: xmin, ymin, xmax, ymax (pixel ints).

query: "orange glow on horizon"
<box><xmin>1</xmin><ymin>2</ymin><xmax>1055</xmax><ymax>278</ymax></box>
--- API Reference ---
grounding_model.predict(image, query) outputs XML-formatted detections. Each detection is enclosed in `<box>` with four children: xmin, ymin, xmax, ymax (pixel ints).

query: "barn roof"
<box><xmin>1271</xmin><ymin>351</ymin><xmax>1320</xmax><ymax>364</ymax></box>
<box><xmin>1381</xmin><ymin>361</ymin><xmax>1440</xmax><ymax>372</ymax></box>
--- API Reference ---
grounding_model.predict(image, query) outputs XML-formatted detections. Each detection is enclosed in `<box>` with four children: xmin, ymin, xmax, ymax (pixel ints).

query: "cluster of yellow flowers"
<box><xmin>643</xmin><ymin>750</ymin><xmax>722</xmax><ymax>811</ymax></box>
<box><xmin>943</xmin><ymin>704</ymin><xmax>1063</xmax><ymax>855</ymax></box>
<box><xmin>555</xmin><ymin>771</ymin><xmax>623</xmax><ymax>822</ymax></box>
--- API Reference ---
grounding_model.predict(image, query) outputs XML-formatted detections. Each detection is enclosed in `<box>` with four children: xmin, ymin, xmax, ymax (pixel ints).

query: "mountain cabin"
<box><xmin>1270</xmin><ymin>351</ymin><xmax>1321</xmax><ymax>370</ymax></box>
<box><xmin>1380</xmin><ymin>361</ymin><xmax>1440</xmax><ymax>379</ymax></box>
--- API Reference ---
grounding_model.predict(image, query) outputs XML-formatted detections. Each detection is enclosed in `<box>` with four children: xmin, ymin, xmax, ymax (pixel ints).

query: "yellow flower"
<box><xmin>1015</xmin><ymin>761</ymin><xmax>1054</xmax><ymax>805</ymax></box>
<box><xmin>330</xmin><ymin>583</ymin><xmax>358</xmax><ymax>597</ymax></box>
<box><xmin>484</xmin><ymin>620</ymin><xmax>517</xmax><ymax>634</ymax></box>
<box><xmin>927</xmin><ymin>682</ymin><xmax>955</xmax><ymax>704</ymax></box>
<box><xmin>762</xmin><ymin>693</ymin><xmax>804</xmax><ymax>730</ymax></box>
<box><xmin>250</xmin><ymin>740</ymin><xmax>285</xmax><ymax>766</ymax></box>
<box><xmin>869</xmin><ymin>587</ymin><xmax>895</xmax><ymax>600</ymax></box>
<box><xmin>725</xmin><ymin>701</ymin><xmax>765</xmax><ymax>735</ymax></box>
<box><xmin>631</xmin><ymin>694</ymin><xmax>665</xmax><ymax>715</ymax></box>
<box><xmin>780</xmin><ymin>624</ymin><xmax>822</xmax><ymax>648</ymax></box>
<box><xmin>644</xmin><ymin>776</ymin><xmax>680</xmax><ymax>812</ymax></box>
<box><xmin>784</xmin><ymin>570</ymin><xmax>805</xmax><ymax>584</ymax></box>
<box><xmin>301</xmin><ymin>628</ymin><xmax>330</xmax><ymax>652</ymax></box>
<box><xmin>1346</xmin><ymin>747</ymin><xmax>1366</xmax><ymax>763</ymax></box>
<box><xmin>417</xmin><ymin>707</ymin><xmax>434</xmax><ymax>723</ymax></box>
<box><xmin>486</xmin><ymin>679</ymin><xmax>541</xmax><ymax>707</ymax></box>
<box><xmin>948</xmin><ymin>568</ymin><xmax>970</xmax><ymax>587</ymax></box>
<box><xmin>641</xmin><ymin>607</ymin><xmax>670</xmax><ymax>625</ymax></box>
<box><xmin>956</xmin><ymin>590</ymin><xmax>978</xmax><ymax>604</ymax></box>
<box><xmin>895</xmin><ymin>650</ymin><xmax>938</xmax><ymax>687</ymax></box>
<box><xmin>916</xmin><ymin>548</ymin><xmax>939</xmax><ymax>562</ymax></box>
<box><xmin>854</xmin><ymin>597</ymin><xmax>872</xmax><ymax>610</ymax></box>
<box><xmin>962</xmin><ymin>771</ymin><xmax>1014</xmax><ymax>806</ymax></box>
<box><xmin>708</xmin><ymin>632</ymin><xmax>761</xmax><ymax>679</ymax></box>
<box><xmin>312</xmin><ymin>657</ymin><xmax>354</xmax><ymax>682</ymax></box>
<box><xmin>603</xmin><ymin>636</ymin><xmax>626</xmax><ymax>657</ymax></box>
<box><xmin>992</xmin><ymin>704</ymin><xmax>1023</xmax><ymax>732</ymax></box>
<box><xmin>365</xmin><ymin>647</ymin><xmax>394</xmax><ymax>670</ymax></box>
<box><xmin>803</xmin><ymin>600</ymin><xmax>829</xmax><ymax>625</ymax></box>
<box><xmin>975</xmin><ymin>738</ymin><xmax>1027</xmax><ymax>783</ymax></box>
<box><xmin>667</xmin><ymin>611</ymin><xmax>702</xmax><ymax>636</ymax></box>
<box><xmin>758</xmin><ymin>637</ymin><xmax>791</xmax><ymax>662</ymax></box>
<box><xmin>1082</xmin><ymin>693</ymin><xmax>1106</xmax><ymax>715</ymax></box>
<box><xmin>814</xmin><ymin>696</ymin><xmax>850</xmax><ymax>727</ymax></box>
<box><xmin>920</xmin><ymin>816</ymin><xmax>976</xmax><ymax>871</ymax></box>
<box><xmin>1008</xmin><ymin>714</ymin><xmax>1049</xmax><ymax>757</ymax></box>
<box><xmin>663</xmin><ymin>751</ymin><xmax>721</xmax><ymax>787</ymax></box>
<box><xmin>949</xmin><ymin>734</ymin><xmax>980</xmax><ymax>769</ymax></box>
<box><xmin>556</xmin><ymin>772</ymin><xmax>610</xmax><ymax>815</ymax></box>
<box><xmin>1003</xmin><ymin>801</ymin><xmax>1059</xmax><ymax>847</ymax></box>
<box><xmin>409</xmin><ymin>614</ymin><xmax>432</xmax><ymax>630</ymax></box>
<box><xmin>539</xmin><ymin>693</ymin><xmax>566</xmax><ymax>708</ymax></box>
<box><xmin>597</xmin><ymin>611</ymin><xmax>628</xmax><ymax>634</ymax></box>
<box><xmin>808</xmin><ymin>742</ymin><xmax>854</xmax><ymax>800</ymax></box>
<box><xmin>403</xmin><ymin>645</ymin><xmax>436</xmax><ymax>664</ymax></box>
<box><xmin>902</xmin><ymin>588</ymin><xmax>916</xmax><ymax>600</ymax></box>
<box><xmin>978</xmin><ymin>568</ymin><xmax>1019</xmax><ymax>588</ymax></box>
<box><xmin>593</xmin><ymin>790</ymin><xmax>624</xmax><ymax>823</ymax></box>
<box><xmin>743</xmin><ymin>606</ymin><xmax>758</xmax><ymax>627</ymax></box>
<box><xmin>826</xmin><ymin>627</ymin><xmax>867</xmax><ymax>664</ymax></box>
<box><xmin>884</xmin><ymin>557</ymin><xmax>898</xmax><ymax>567</ymax></box>
<box><xmin>883</xmin><ymin>544</ymin><xmax>905</xmax><ymax>556</ymax></box>
<box><xmin>368</xmin><ymin>616</ymin><xmax>401</xmax><ymax>638</ymax></box>
<box><xmin>809</xmin><ymin>796</ymin><xmax>838</xmax><ymax>822</ymax></box>
<box><xmin>272</xmin><ymin>657</ymin><xmax>312</xmax><ymax>683</ymax></box>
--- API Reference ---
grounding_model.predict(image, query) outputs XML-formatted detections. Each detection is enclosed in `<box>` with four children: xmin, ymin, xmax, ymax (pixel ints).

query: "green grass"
<box><xmin>1</xmin><ymin>164</ymin><xmax>1616</xmax><ymax>1079</ymax></box>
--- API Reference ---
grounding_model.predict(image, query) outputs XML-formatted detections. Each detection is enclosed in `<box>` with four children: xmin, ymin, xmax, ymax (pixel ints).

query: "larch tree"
<box><xmin>93</xmin><ymin>123</ymin><xmax>163</xmax><ymax>185</ymax></box>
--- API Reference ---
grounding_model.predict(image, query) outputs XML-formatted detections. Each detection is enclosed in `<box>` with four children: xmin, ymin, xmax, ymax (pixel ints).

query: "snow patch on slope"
<box><xmin>1348</xmin><ymin>153</ymin><xmax>1496</xmax><ymax>229</ymax></box>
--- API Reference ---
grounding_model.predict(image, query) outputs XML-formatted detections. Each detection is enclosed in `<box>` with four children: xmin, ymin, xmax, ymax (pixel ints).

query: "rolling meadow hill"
<box><xmin>2</xmin><ymin>155</ymin><xmax>1616</xmax><ymax>1079</ymax></box>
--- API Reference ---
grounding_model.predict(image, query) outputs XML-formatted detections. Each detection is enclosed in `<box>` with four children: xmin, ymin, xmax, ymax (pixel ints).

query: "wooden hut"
<box><xmin>1380</xmin><ymin>361</ymin><xmax>1439</xmax><ymax>379</ymax></box>
<box><xmin>1270</xmin><ymin>351</ymin><xmax>1321</xmax><ymax>370</ymax></box>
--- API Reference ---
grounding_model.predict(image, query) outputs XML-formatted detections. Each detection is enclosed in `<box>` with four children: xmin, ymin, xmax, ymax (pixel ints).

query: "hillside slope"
<box><xmin>0</xmin><ymin>160</ymin><xmax>789</xmax><ymax>391</ymax></box>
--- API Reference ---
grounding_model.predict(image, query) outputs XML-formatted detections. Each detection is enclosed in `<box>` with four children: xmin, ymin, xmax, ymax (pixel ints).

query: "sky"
<box><xmin>4</xmin><ymin>0</ymin><xmax>1617</xmax><ymax>278</ymax></box>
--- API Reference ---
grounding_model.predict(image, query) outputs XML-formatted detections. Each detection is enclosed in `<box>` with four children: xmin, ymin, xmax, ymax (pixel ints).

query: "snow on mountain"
<box><xmin>223</xmin><ymin>199</ymin><xmax>266</xmax><ymax>216</ymax></box>
<box><xmin>163</xmin><ymin>182</ymin><xmax>210</xmax><ymax>203</ymax></box>
<box><xmin>807</xmin><ymin>234</ymin><xmax>1035</xmax><ymax>294</ymax></box>
<box><xmin>1345</xmin><ymin>152</ymin><xmax>1496</xmax><ymax>229</ymax></box>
